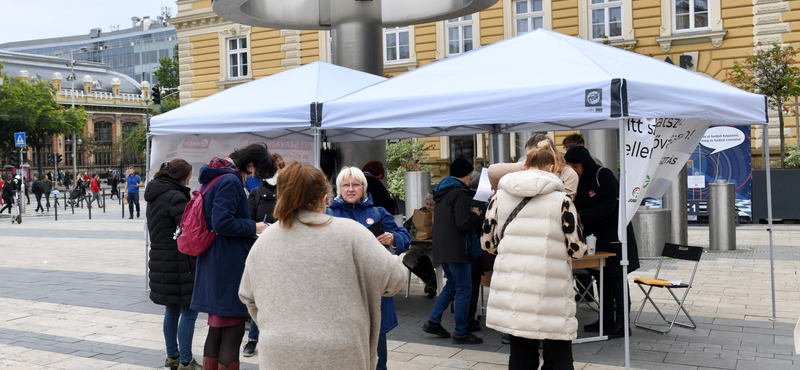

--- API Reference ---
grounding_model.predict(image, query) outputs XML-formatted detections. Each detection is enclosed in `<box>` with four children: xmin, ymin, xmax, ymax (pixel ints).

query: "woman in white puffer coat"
<box><xmin>482</xmin><ymin>141</ymin><xmax>587</xmax><ymax>370</ymax></box>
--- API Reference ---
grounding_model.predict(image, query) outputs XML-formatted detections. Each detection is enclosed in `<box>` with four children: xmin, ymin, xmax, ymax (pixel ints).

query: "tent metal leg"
<box><xmin>618</xmin><ymin>119</ymin><xmax>631</xmax><ymax>370</ymax></box>
<box><xmin>313</xmin><ymin>126</ymin><xmax>321</xmax><ymax>168</ymax></box>
<box><xmin>763</xmin><ymin>125</ymin><xmax>776</xmax><ymax>321</ymax></box>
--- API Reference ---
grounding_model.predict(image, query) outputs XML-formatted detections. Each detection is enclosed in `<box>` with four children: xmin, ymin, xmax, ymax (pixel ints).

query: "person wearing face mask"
<box><xmin>241</xmin><ymin>153</ymin><xmax>285</xmax><ymax>358</ymax></box>
<box><xmin>144</xmin><ymin>159</ymin><xmax>202</xmax><ymax>370</ymax></box>
<box><xmin>192</xmin><ymin>143</ymin><xmax>275</xmax><ymax>370</ymax></box>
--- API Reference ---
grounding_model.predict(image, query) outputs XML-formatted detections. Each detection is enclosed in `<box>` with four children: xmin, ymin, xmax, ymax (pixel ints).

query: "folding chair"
<box><xmin>633</xmin><ymin>243</ymin><xmax>704</xmax><ymax>334</ymax></box>
<box><xmin>573</xmin><ymin>269</ymin><xmax>599</xmax><ymax>312</ymax></box>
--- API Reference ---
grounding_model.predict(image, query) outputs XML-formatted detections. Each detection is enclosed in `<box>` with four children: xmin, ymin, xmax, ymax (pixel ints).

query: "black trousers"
<box><xmin>468</xmin><ymin>271</ymin><xmax>481</xmax><ymax>320</ymax></box>
<box><xmin>509</xmin><ymin>336</ymin><xmax>573</xmax><ymax>370</ymax></box>
<box><xmin>588</xmin><ymin>269</ymin><xmax>629</xmax><ymax>325</ymax></box>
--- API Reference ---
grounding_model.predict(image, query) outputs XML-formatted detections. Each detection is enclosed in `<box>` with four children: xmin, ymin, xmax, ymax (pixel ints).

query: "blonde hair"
<box><xmin>525</xmin><ymin>140</ymin><xmax>557</xmax><ymax>171</ymax></box>
<box><xmin>335</xmin><ymin>167</ymin><xmax>368</xmax><ymax>200</ymax></box>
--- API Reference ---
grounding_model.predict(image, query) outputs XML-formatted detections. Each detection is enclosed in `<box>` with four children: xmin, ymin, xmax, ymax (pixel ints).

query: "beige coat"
<box><xmin>485</xmin><ymin>170</ymin><xmax>586</xmax><ymax>341</ymax></box>
<box><xmin>239</xmin><ymin>210</ymin><xmax>407</xmax><ymax>370</ymax></box>
<box><xmin>487</xmin><ymin>161</ymin><xmax>578</xmax><ymax>197</ymax></box>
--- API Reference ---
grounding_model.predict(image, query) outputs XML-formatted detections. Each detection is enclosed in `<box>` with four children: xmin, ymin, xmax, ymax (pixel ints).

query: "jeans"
<box><xmin>34</xmin><ymin>193</ymin><xmax>43</xmax><ymax>212</ymax></box>
<box><xmin>44</xmin><ymin>191</ymin><xmax>51</xmax><ymax>208</ymax></box>
<box><xmin>90</xmin><ymin>192</ymin><xmax>103</xmax><ymax>208</ymax></box>
<box><xmin>164</xmin><ymin>306</ymin><xmax>199</xmax><ymax>364</ymax></box>
<box><xmin>248</xmin><ymin>319</ymin><xmax>259</xmax><ymax>341</ymax></box>
<box><xmin>128</xmin><ymin>192</ymin><xmax>140</xmax><ymax>216</ymax></box>
<box><xmin>376</xmin><ymin>332</ymin><xmax>387</xmax><ymax>370</ymax></box>
<box><xmin>509</xmin><ymin>336</ymin><xmax>573</xmax><ymax>370</ymax></box>
<box><xmin>427</xmin><ymin>262</ymin><xmax>472</xmax><ymax>335</ymax></box>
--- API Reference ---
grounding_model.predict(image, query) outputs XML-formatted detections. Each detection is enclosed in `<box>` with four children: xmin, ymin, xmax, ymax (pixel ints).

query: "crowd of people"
<box><xmin>142</xmin><ymin>134</ymin><xmax>637</xmax><ymax>370</ymax></box>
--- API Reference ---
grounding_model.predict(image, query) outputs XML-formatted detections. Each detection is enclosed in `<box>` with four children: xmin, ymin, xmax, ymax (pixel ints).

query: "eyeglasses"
<box><xmin>563</xmin><ymin>144</ymin><xmax>578</xmax><ymax>151</ymax></box>
<box><xmin>341</xmin><ymin>183</ymin><xmax>362</xmax><ymax>189</ymax></box>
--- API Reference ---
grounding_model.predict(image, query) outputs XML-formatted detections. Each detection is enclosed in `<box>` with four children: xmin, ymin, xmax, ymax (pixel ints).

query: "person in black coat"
<box><xmin>0</xmin><ymin>177</ymin><xmax>16</xmax><ymax>214</ymax></box>
<box><xmin>361</xmin><ymin>161</ymin><xmax>397</xmax><ymax>215</ymax></box>
<box><xmin>565</xmin><ymin>146</ymin><xmax>639</xmax><ymax>339</ymax></box>
<box><xmin>144</xmin><ymin>159</ymin><xmax>202</xmax><ymax>370</ymax></box>
<box><xmin>422</xmin><ymin>158</ymin><xmax>484</xmax><ymax>345</ymax></box>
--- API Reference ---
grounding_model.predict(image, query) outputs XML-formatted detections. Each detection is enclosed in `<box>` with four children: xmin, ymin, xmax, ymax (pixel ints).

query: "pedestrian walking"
<box><xmin>565</xmin><ymin>145</ymin><xmax>640</xmax><ymax>339</ymax></box>
<box><xmin>90</xmin><ymin>174</ymin><xmax>104</xmax><ymax>208</ymax></box>
<box><xmin>32</xmin><ymin>175</ymin><xmax>44</xmax><ymax>212</ymax></box>
<box><xmin>328</xmin><ymin>166</ymin><xmax>411</xmax><ymax>370</ymax></box>
<box><xmin>238</xmin><ymin>162</ymin><xmax>407</xmax><ymax>370</ymax></box>
<box><xmin>483</xmin><ymin>141</ymin><xmax>587</xmax><ymax>370</ymax></box>
<box><xmin>0</xmin><ymin>176</ymin><xmax>4</xmax><ymax>207</ymax></box>
<box><xmin>422</xmin><ymin>157</ymin><xmax>484</xmax><ymax>344</ymax></box>
<box><xmin>241</xmin><ymin>153</ymin><xmax>285</xmax><ymax>358</ymax></box>
<box><xmin>63</xmin><ymin>171</ymin><xmax>71</xmax><ymax>189</ymax></box>
<box><xmin>23</xmin><ymin>177</ymin><xmax>30</xmax><ymax>205</ymax></box>
<box><xmin>192</xmin><ymin>143</ymin><xmax>275</xmax><ymax>370</ymax></box>
<box><xmin>145</xmin><ymin>159</ymin><xmax>202</xmax><ymax>370</ymax></box>
<box><xmin>42</xmin><ymin>174</ymin><xmax>53</xmax><ymax>208</ymax></box>
<box><xmin>126</xmin><ymin>167</ymin><xmax>142</xmax><ymax>218</ymax></box>
<box><xmin>0</xmin><ymin>178</ymin><xmax>15</xmax><ymax>214</ymax></box>
<box><xmin>109</xmin><ymin>174</ymin><xmax>119</xmax><ymax>200</ymax></box>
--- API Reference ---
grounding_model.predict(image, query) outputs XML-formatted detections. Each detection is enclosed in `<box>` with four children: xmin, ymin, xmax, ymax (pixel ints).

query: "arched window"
<box><xmin>94</xmin><ymin>122</ymin><xmax>113</xmax><ymax>166</ymax></box>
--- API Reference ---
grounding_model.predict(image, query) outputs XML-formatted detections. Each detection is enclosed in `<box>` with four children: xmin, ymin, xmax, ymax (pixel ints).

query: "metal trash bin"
<box><xmin>632</xmin><ymin>206</ymin><xmax>671</xmax><ymax>258</ymax></box>
<box><xmin>709</xmin><ymin>179</ymin><xmax>736</xmax><ymax>251</ymax></box>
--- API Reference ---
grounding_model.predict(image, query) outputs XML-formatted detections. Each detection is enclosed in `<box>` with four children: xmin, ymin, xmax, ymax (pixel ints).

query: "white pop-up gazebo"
<box><xmin>318</xmin><ymin>29</ymin><xmax>770</xmax><ymax>369</ymax></box>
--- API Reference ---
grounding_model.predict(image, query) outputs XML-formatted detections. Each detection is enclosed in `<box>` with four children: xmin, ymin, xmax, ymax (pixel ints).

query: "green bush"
<box><xmin>771</xmin><ymin>145</ymin><xmax>800</xmax><ymax>168</ymax></box>
<box><xmin>386</xmin><ymin>139</ymin><xmax>432</xmax><ymax>200</ymax></box>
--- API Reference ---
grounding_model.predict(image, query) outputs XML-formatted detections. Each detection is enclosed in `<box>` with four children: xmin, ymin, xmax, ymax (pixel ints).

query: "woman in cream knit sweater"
<box><xmin>239</xmin><ymin>162</ymin><xmax>407</xmax><ymax>370</ymax></box>
<box><xmin>483</xmin><ymin>141</ymin><xmax>586</xmax><ymax>370</ymax></box>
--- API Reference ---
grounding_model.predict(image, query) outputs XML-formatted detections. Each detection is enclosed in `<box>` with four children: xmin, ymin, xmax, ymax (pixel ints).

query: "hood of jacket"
<box><xmin>198</xmin><ymin>164</ymin><xmax>240</xmax><ymax>185</ymax></box>
<box><xmin>433</xmin><ymin>176</ymin><xmax>467</xmax><ymax>202</ymax></box>
<box><xmin>330</xmin><ymin>191</ymin><xmax>374</xmax><ymax>210</ymax></box>
<box><xmin>144</xmin><ymin>177</ymin><xmax>189</xmax><ymax>202</ymax></box>
<box><xmin>564</xmin><ymin>146</ymin><xmax>600</xmax><ymax>183</ymax></box>
<box><xmin>498</xmin><ymin>170</ymin><xmax>565</xmax><ymax>198</ymax></box>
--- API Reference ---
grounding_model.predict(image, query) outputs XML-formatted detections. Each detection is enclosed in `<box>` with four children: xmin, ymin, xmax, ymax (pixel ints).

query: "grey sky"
<box><xmin>0</xmin><ymin>1</ymin><xmax>177</xmax><ymax>44</ymax></box>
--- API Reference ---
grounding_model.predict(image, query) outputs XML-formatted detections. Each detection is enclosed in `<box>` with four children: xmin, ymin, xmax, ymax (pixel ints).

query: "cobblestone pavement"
<box><xmin>1</xmin><ymin>210</ymin><xmax>799</xmax><ymax>369</ymax></box>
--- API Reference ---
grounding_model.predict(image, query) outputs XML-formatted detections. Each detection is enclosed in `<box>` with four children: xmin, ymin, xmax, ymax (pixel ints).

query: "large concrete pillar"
<box><xmin>330</xmin><ymin>0</ymin><xmax>386</xmax><ymax>176</ymax></box>
<box><xmin>516</xmin><ymin>132</ymin><xmax>533</xmax><ymax>159</ymax></box>
<box><xmin>662</xmin><ymin>164</ymin><xmax>688</xmax><ymax>245</ymax></box>
<box><xmin>581</xmin><ymin>129</ymin><xmax>619</xmax><ymax>177</ymax></box>
<box><xmin>488</xmin><ymin>132</ymin><xmax>512</xmax><ymax>164</ymax></box>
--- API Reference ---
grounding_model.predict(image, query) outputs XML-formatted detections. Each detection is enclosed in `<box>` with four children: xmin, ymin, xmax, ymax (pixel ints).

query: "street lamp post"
<box><xmin>68</xmin><ymin>47</ymin><xmax>88</xmax><ymax>181</ymax></box>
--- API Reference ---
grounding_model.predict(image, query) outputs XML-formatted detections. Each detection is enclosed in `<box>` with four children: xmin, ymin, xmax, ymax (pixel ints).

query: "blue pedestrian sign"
<box><xmin>14</xmin><ymin>132</ymin><xmax>26</xmax><ymax>147</ymax></box>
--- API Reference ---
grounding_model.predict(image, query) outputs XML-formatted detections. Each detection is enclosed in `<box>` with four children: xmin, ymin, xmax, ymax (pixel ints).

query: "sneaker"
<box><xmin>137</xmin><ymin>212</ymin><xmax>140</xmax><ymax>218</ymax></box>
<box><xmin>422</xmin><ymin>321</ymin><xmax>450</xmax><ymax>338</ymax></box>
<box><xmin>177</xmin><ymin>358</ymin><xmax>203</xmax><ymax>370</ymax></box>
<box><xmin>129</xmin><ymin>215</ymin><xmax>133</xmax><ymax>219</ymax></box>
<box><xmin>501</xmin><ymin>333</ymin><xmax>510</xmax><ymax>344</ymax></box>
<box><xmin>424</xmin><ymin>280</ymin><xmax>437</xmax><ymax>299</ymax></box>
<box><xmin>467</xmin><ymin>319</ymin><xmax>481</xmax><ymax>332</ymax></box>
<box><xmin>583</xmin><ymin>319</ymin><xmax>615</xmax><ymax>332</ymax></box>
<box><xmin>165</xmin><ymin>356</ymin><xmax>179</xmax><ymax>370</ymax></box>
<box><xmin>452</xmin><ymin>332</ymin><xmax>484</xmax><ymax>344</ymax></box>
<box><xmin>242</xmin><ymin>340</ymin><xmax>257</xmax><ymax>357</ymax></box>
<box><xmin>607</xmin><ymin>324</ymin><xmax>631</xmax><ymax>339</ymax></box>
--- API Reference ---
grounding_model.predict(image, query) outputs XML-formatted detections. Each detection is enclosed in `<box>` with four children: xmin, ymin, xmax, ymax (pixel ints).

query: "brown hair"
<box><xmin>272</xmin><ymin>153</ymin><xmax>285</xmax><ymax>171</ymax></box>
<box><xmin>525</xmin><ymin>134</ymin><xmax>565</xmax><ymax>172</ymax></box>
<box><xmin>361</xmin><ymin>161</ymin><xmax>385</xmax><ymax>180</ymax></box>
<box><xmin>525</xmin><ymin>140</ymin><xmax>557</xmax><ymax>171</ymax></box>
<box><xmin>562</xmin><ymin>133</ymin><xmax>585</xmax><ymax>146</ymax></box>
<box><xmin>153</xmin><ymin>159</ymin><xmax>192</xmax><ymax>182</ymax></box>
<box><xmin>274</xmin><ymin>161</ymin><xmax>331</xmax><ymax>229</ymax></box>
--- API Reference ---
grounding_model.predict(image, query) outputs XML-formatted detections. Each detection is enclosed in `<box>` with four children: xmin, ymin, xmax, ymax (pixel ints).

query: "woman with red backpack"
<box><xmin>191</xmin><ymin>143</ymin><xmax>274</xmax><ymax>370</ymax></box>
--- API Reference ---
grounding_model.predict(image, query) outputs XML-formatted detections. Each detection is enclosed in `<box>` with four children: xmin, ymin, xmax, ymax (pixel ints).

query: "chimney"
<box><xmin>18</xmin><ymin>70</ymin><xmax>30</xmax><ymax>84</ymax></box>
<box><xmin>111</xmin><ymin>78</ymin><xmax>121</xmax><ymax>96</ymax></box>
<box><xmin>52</xmin><ymin>72</ymin><xmax>63</xmax><ymax>91</ymax></box>
<box><xmin>132</xmin><ymin>16</ymin><xmax>141</xmax><ymax>27</ymax></box>
<box><xmin>83</xmin><ymin>75</ymin><xmax>93</xmax><ymax>94</ymax></box>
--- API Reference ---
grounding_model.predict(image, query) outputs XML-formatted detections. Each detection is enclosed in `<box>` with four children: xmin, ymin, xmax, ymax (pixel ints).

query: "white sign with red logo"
<box><xmin>620</xmin><ymin>118</ymin><xmax>712</xmax><ymax>237</ymax></box>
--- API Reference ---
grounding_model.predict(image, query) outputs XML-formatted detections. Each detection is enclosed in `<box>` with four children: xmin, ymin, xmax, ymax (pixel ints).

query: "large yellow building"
<box><xmin>172</xmin><ymin>0</ymin><xmax>800</xmax><ymax>173</ymax></box>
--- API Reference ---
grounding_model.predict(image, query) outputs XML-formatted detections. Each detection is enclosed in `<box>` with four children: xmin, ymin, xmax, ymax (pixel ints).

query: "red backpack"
<box><xmin>176</xmin><ymin>174</ymin><xmax>233</xmax><ymax>256</ymax></box>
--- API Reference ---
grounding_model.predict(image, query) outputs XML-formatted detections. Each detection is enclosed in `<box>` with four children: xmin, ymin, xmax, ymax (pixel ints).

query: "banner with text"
<box><xmin>150</xmin><ymin>133</ymin><xmax>314</xmax><ymax>191</ymax></box>
<box><xmin>621</xmin><ymin>118</ymin><xmax>712</xmax><ymax>237</ymax></box>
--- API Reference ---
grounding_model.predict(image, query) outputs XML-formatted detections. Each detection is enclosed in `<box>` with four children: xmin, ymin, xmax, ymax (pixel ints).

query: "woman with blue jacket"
<box><xmin>328</xmin><ymin>166</ymin><xmax>411</xmax><ymax>370</ymax></box>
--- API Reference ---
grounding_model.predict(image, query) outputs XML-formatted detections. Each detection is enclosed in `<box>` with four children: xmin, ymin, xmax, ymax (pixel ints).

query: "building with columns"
<box><xmin>0</xmin><ymin>51</ymin><xmax>149</xmax><ymax>178</ymax></box>
<box><xmin>171</xmin><ymin>0</ymin><xmax>800</xmax><ymax>176</ymax></box>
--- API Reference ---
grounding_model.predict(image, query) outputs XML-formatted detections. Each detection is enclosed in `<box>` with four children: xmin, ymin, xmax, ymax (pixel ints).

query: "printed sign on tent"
<box><xmin>620</xmin><ymin>118</ymin><xmax>712</xmax><ymax>237</ymax></box>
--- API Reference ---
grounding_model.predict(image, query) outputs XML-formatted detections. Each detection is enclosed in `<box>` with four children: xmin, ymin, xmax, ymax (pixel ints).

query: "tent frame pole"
<box><xmin>618</xmin><ymin>119</ymin><xmax>631</xmax><ymax>370</ymax></box>
<box><xmin>145</xmin><ymin>117</ymin><xmax>151</xmax><ymax>292</ymax></box>
<box><xmin>763</xmin><ymin>125</ymin><xmax>776</xmax><ymax>321</ymax></box>
<box><xmin>313</xmin><ymin>126</ymin><xmax>321</xmax><ymax>168</ymax></box>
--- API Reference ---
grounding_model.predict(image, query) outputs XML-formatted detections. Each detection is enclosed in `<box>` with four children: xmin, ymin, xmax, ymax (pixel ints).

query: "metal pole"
<box><xmin>54</xmin><ymin>194</ymin><xmax>57</xmax><ymax>221</ymax></box>
<box><xmin>763</xmin><ymin>125</ymin><xmax>777</xmax><ymax>321</ymax></box>
<box><xmin>102</xmin><ymin>188</ymin><xmax>106</xmax><ymax>213</ymax></box>
<box><xmin>617</xmin><ymin>119</ymin><xmax>631</xmax><ymax>370</ymax></box>
<box><xmin>313</xmin><ymin>126</ymin><xmax>321</xmax><ymax>168</ymax></box>
<box><xmin>330</xmin><ymin>0</ymin><xmax>383</xmax><ymax>76</ymax></box>
<box><xmin>70</xmin><ymin>49</ymin><xmax>78</xmax><ymax>178</ymax></box>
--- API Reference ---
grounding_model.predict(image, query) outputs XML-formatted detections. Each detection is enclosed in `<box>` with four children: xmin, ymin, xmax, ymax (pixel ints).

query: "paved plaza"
<box><xmin>0</xmin><ymin>201</ymin><xmax>799</xmax><ymax>369</ymax></box>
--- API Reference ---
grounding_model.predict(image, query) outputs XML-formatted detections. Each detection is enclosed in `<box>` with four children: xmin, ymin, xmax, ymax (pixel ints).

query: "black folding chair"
<box><xmin>573</xmin><ymin>269</ymin><xmax>599</xmax><ymax>312</ymax></box>
<box><xmin>633</xmin><ymin>243</ymin><xmax>703</xmax><ymax>334</ymax></box>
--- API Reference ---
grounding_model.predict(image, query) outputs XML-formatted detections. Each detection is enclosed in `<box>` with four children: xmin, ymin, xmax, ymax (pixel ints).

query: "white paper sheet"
<box><xmin>473</xmin><ymin>170</ymin><xmax>493</xmax><ymax>202</ymax></box>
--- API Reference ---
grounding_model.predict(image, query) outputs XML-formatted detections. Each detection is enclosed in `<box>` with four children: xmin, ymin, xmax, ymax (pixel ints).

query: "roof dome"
<box><xmin>140</xmin><ymin>80</ymin><xmax>150</xmax><ymax>88</ymax></box>
<box><xmin>18</xmin><ymin>70</ymin><xmax>29</xmax><ymax>78</ymax></box>
<box><xmin>82</xmin><ymin>75</ymin><xmax>93</xmax><ymax>83</ymax></box>
<box><xmin>111</xmin><ymin>78</ymin><xmax>121</xmax><ymax>85</ymax></box>
<box><xmin>52</xmin><ymin>72</ymin><xmax>63</xmax><ymax>80</ymax></box>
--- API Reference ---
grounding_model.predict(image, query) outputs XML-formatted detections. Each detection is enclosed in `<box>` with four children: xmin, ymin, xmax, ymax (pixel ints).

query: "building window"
<box><xmin>227</xmin><ymin>37</ymin><xmax>248</xmax><ymax>79</ymax></box>
<box><xmin>446</xmin><ymin>16</ymin><xmax>474</xmax><ymax>56</ymax></box>
<box><xmin>589</xmin><ymin>0</ymin><xmax>623</xmax><ymax>40</ymax></box>
<box><xmin>449</xmin><ymin>136</ymin><xmax>476</xmax><ymax>165</ymax></box>
<box><xmin>384</xmin><ymin>27</ymin><xmax>410</xmax><ymax>63</ymax></box>
<box><xmin>121</xmin><ymin>123</ymin><xmax>138</xmax><ymax>164</ymax></box>
<box><xmin>674</xmin><ymin>0</ymin><xmax>708</xmax><ymax>32</ymax></box>
<box><xmin>94</xmin><ymin>122</ymin><xmax>113</xmax><ymax>166</ymax></box>
<box><xmin>514</xmin><ymin>0</ymin><xmax>544</xmax><ymax>35</ymax></box>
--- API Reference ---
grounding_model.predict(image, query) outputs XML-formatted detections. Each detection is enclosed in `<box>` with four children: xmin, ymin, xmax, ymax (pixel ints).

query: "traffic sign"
<box><xmin>14</xmin><ymin>132</ymin><xmax>26</xmax><ymax>147</ymax></box>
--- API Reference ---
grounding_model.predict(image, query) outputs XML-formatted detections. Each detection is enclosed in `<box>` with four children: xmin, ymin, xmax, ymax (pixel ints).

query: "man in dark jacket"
<box><xmin>565</xmin><ymin>146</ymin><xmax>639</xmax><ymax>339</ymax></box>
<box><xmin>422</xmin><ymin>158</ymin><xmax>484</xmax><ymax>345</ymax></box>
<box><xmin>32</xmin><ymin>176</ymin><xmax>44</xmax><ymax>212</ymax></box>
